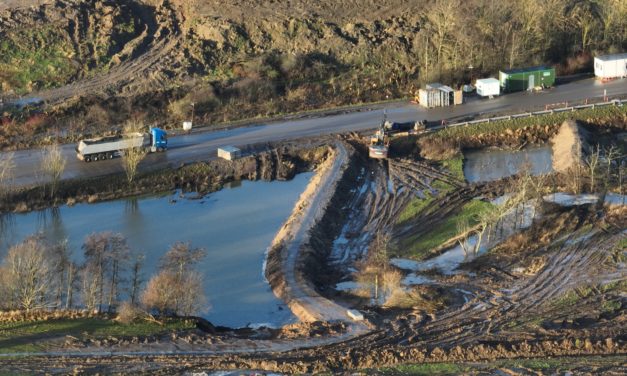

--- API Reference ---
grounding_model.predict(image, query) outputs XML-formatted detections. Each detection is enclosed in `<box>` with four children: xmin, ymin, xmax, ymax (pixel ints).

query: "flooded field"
<box><xmin>0</xmin><ymin>173</ymin><xmax>314</xmax><ymax>328</ymax></box>
<box><xmin>464</xmin><ymin>145</ymin><xmax>552</xmax><ymax>183</ymax></box>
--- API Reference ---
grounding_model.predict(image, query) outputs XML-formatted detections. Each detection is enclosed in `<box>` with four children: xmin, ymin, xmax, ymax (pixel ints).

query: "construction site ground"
<box><xmin>0</xmin><ymin>124</ymin><xmax>625</xmax><ymax>374</ymax></box>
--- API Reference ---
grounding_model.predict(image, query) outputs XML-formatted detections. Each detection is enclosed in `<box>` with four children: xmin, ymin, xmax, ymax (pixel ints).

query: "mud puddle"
<box><xmin>544</xmin><ymin>192</ymin><xmax>627</xmax><ymax>206</ymax></box>
<box><xmin>0</xmin><ymin>173</ymin><xmax>314</xmax><ymax>328</ymax></box>
<box><xmin>464</xmin><ymin>145</ymin><xmax>552</xmax><ymax>183</ymax></box>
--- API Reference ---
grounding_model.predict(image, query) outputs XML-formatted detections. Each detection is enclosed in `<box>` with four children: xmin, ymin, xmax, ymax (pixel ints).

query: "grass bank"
<box><xmin>0</xmin><ymin>317</ymin><xmax>194</xmax><ymax>353</ymax></box>
<box><xmin>394</xmin><ymin>200</ymin><xmax>494</xmax><ymax>260</ymax></box>
<box><xmin>418</xmin><ymin>104</ymin><xmax>627</xmax><ymax>160</ymax></box>
<box><xmin>376</xmin><ymin>355</ymin><xmax>627</xmax><ymax>375</ymax></box>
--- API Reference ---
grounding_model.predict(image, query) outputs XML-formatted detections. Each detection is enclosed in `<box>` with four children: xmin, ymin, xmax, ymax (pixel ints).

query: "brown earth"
<box><xmin>551</xmin><ymin>119</ymin><xmax>590</xmax><ymax>172</ymax></box>
<box><xmin>0</xmin><ymin>134</ymin><xmax>625</xmax><ymax>374</ymax></box>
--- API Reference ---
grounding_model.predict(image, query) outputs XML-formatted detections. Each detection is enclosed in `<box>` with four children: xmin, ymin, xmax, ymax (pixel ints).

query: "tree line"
<box><xmin>0</xmin><ymin>233</ymin><xmax>208</xmax><ymax>317</ymax></box>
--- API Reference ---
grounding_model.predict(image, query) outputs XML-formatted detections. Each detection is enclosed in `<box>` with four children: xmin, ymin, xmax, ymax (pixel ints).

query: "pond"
<box><xmin>0</xmin><ymin>173</ymin><xmax>314</xmax><ymax>328</ymax></box>
<box><xmin>464</xmin><ymin>145</ymin><xmax>552</xmax><ymax>183</ymax></box>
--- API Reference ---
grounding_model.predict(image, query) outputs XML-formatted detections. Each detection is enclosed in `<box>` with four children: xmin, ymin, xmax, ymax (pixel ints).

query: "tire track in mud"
<box><xmin>22</xmin><ymin>2</ymin><xmax>182</xmax><ymax>105</ymax></box>
<box><xmin>393</xmin><ymin>230</ymin><xmax>626</xmax><ymax>349</ymax></box>
<box><xmin>330</xmin><ymin>157</ymin><xmax>439</xmax><ymax>269</ymax></box>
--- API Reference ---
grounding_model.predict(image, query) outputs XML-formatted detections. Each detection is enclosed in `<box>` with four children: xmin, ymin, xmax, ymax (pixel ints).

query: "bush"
<box><xmin>116</xmin><ymin>301</ymin><xmax>146</xmax><ymax>324</ymax></box>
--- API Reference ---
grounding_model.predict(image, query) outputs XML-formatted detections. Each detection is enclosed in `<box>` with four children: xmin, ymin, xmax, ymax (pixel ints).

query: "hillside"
<box><xmin>0</xmin><ymin>0</ymin><xmax>625</xmax><ymax>147</ymax></box>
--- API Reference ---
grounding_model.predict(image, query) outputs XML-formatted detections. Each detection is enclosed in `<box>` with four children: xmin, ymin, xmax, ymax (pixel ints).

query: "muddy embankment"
<box><xmin>0</xmin><ymin>144</ymin><xmax>330</xmax><ymax>213</ymax></box>
<box><xmin>417</xmin><ymin>109</ymin><xmax>627</xmax><ymax>160</ymax></box>
<box><xmin>265</xmin><ymin>141</ymin><xmax>366</xmax><ymax>323</ymax></box>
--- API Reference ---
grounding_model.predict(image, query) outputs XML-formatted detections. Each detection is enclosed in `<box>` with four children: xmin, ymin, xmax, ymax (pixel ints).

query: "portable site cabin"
<box><xmin>594</xmin><ymin>53</ymin><xmax>627</xmax><ymax>80</ymax></box>
<box><xmin>217</xmin><ymin>146</ymin><xmax>241</xmax><ymax>160</ymax></box>
<box><xmin>475</xmin><ymin>78</ymin><xmax>500</xmax><ymax>97</ymax></box>
<box><xmin>499</xmin><ymin>66</ymin><xmax>555</xmax><ymax>92</ymax></box>
<box><xmin>418</xmin><ymin>83</ymin><xmax>462</xmax><ymax>108</ymax></box>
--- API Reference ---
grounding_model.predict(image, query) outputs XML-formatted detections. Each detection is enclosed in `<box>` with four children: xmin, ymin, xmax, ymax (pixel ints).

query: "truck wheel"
<box><xmin>99</xmin><ymin>153</ymin><xmax>106</xmax><ymax>160</ymax></box>
<box><xmin>107</xmin><ymin>152</ymin><xmax>114</xmax><ymax>159</ymax></box>
<box><xmin>84</xmin><ymin>156</ymin><xmax>91</xmax><ymax>162</ymax></box>
<box><xmin>93</xmin><ymin>155</ymin><xmax>99</xmax><ymax>161</ymax></box>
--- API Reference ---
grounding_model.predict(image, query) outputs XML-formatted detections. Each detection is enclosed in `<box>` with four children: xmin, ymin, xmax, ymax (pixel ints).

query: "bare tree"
<box><xmin>0</xmin><ymin>266</ymin><xmax>12</xmax><ymax>310</ymax></box>
<box><xmin>142</xmin><ymin>242</ymin><xmax>208</xmax><ymax>316</ymax></box>
<box><xmin>0</xmin><ymin>152</ymin><xmax>14</xmax><ymax>201</ymax></box>
<box><xmin>50</xmin><ymin>240</ymin><xmax>73</xmax><ymax>309</ymax></box>
<box><xmin>160</xmin><ymin>242</ymin><xmax>206</xmax><ymax>278</ymax></box>
<box><xmin>41</xmin><ymin>143</ymin><xmax>66</xmax><ymax>198</ymax></box>
<box><xmin>585</xmin><ymin>145</ymin><xmax>601</xmax><ymax>192</ymax></box>
<box><xmin>121</xmin><ymin>119</ymin><xmax>148</xmax><ymax>184</ymax></box>
<box><xmin>81</xmin><ymin>263</ymin><xmax>100</xmax><ymax>312</ymax></box>
<box><xmin>82</xmin><ymin>232</ymin><xmax>129</xmax><ymax>313</ymax></box>
<box><xmin>602</xmin><ymin>145</ymin><xmax>619</xmax><ymax>190</ymax></box>
<box><xmin>456</xmin><ymin>217</ymin><xmax>473</xmax><ymax>256</ymax></box>
<box><xmin>106</xmin><ymin>235</ymin><xmax>130</xmax><ymax>312</ymax></box>
<box><xmin>4</xmin><ymin>236</ymin><xmax>53</xmax><ymax>310</ymax></box>
<box><xmin>129</xmin><ymin>253</ymin><xmax>145</xmax><ymax>305</ymax></box>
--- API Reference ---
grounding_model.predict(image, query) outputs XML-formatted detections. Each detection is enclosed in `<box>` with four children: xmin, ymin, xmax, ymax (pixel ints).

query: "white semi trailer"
<box><xmin>76</xmin><ymin>127</ymin><xmax>168</xmax><ymax>162</ymax></box>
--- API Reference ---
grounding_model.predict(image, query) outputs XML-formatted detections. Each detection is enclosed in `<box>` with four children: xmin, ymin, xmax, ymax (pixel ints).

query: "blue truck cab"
<box><xmin>150</xmin><ymin>127</ymin><xmax>168</xmax><ymax>152</ymax></box>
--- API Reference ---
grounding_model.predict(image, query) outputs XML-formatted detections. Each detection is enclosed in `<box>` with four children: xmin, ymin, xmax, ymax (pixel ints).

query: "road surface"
<box><xmin>4</xmin><ymin>77</ymin><xmax>626</xmax><ymax>186</ymax></box>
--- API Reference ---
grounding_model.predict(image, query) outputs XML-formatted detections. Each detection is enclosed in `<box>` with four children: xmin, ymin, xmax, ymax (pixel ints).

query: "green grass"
<box><xmin>395</xmin><ymin>156</ymin><xmax>463</xmax><ymax>226</ymax></box>
<box><xmin>602</xmin><ymin>299</ymin><xmax>621</xmax><ymax>312</ymax></box>
<box><xmin>422</xmin><ymin>104</ymin><xmax>627</xmax><ymax>142</ymax></box>
<box><xmin>382</xmin><ymin>362</ymin><xmax>466</xmax><ymax>375</ymax></box>
<box><xmin>552</xmin><ymin>286</ymin><xmax>594</xmax><ymax>309</ymax></box>
<box><xmin>396</xmin><ymin>196</ymin><xmax>435</xmax><ymax>225</ymax></box>
<box><xmin>396</xmin><ymin>200</ymin><xmax>495</xmax><ymax>260</ymax></box>
<box><xmin>0</xmin><ymin>25</ymin><xmax>77</xmax><ymax>93</ymax></box>
<box><xmin>0</xmin><ymin>317</ymin><xmax>195</xmax><ymax>353</ymax></box>
<box><xmin>439</xmin><ymin>156</ymin><xmax>464</xmax><ymax>182</ymax></box>
<box><xmin>376</xmin><ymin>355</ymin><xmax>627</xmax><ymax>375</ymax></box>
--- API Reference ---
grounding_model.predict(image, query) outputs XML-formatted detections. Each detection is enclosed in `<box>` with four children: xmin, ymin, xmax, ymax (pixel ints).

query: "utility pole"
<box><xmin>190</xmin><ymin>102</ymin><xmax>195</xmax><ymax>126</ymax></box>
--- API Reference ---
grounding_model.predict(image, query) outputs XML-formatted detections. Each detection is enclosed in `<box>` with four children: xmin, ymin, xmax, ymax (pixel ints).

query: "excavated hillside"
<box><xmin>0</xmin><ymin>0</ymin><xmax>431</xmax><ymax>147</ymax></box>
<box><xmin>0</xmin><ymin>0</ymin><xmax>425</xmax><ymax>100</ymax></box>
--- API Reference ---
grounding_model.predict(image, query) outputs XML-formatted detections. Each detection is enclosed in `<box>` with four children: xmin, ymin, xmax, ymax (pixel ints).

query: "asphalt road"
<box><xmin>4</xmin><ymin>77</ymin><xmax>626</xmax><ymax>187</ymax></box>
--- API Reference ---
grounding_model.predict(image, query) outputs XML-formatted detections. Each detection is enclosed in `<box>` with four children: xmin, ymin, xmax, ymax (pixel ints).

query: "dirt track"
<box><xmin>20</xmin><ymin>1</ymin><xmax>182</xmax><ymax>105</ymax></box>
<box><xmin>0</xmin><ymin>140</ymin><xmax>625</xmax><ymax>374</ymax></box>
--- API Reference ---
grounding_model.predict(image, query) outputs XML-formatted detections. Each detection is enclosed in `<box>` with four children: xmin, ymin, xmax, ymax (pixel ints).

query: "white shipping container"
<box><xmin>347</xmin><ymin>309</ymin><xmax>364</xmax><ymax>321</ymax></box>
<box><xmin>475</xmin><ymin>78</ymin><xmax>500</xmax><ymax>97</ymax></box>
<box><xmin>594</xmin><ymin>53</ymin><xmax>627</xmax><ymax>79</ymax></box>
<box><xmin>217</xmin><ymin>146</ymin><xmax>241</xmax><ymax>160</ymax></box>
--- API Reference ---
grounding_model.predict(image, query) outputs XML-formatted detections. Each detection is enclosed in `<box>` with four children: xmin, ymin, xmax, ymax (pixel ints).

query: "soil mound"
<box><xmin>551</xmin><ymin>120</ymin><xmax>590</xmax><ymax>172</ymax></box>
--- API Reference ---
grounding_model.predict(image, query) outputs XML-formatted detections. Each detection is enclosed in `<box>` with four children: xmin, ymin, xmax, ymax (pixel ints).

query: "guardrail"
<box><xmin>441</xmin><ymin>98</ymin><xmax>626</xmax><ymax>129</ymax></box>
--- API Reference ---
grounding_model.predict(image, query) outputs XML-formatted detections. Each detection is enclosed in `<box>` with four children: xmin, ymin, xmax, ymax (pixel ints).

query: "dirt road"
<box><xmin>4</xmin><ymin>77</ymin><xmax>627</xmax><ymax>188</ymax></box>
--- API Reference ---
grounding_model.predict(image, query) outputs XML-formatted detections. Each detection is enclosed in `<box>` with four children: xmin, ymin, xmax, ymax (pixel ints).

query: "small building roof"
<box><xmin>500</xmin><ymin>66</ymin><xmax>554</xmax><ymax>75</ymax></box>
<box><xmin>475</xmin><ymin>77</ymin><xmax>499</xmax><ymax>85</ymax></box>
<box><xmin>426</xmin><ymin>83</ymin><xmax>454</xmax><ymax>92</ymax></box>
<box><xmin>595</xmin><ymin>53</ymin><xmax>627</xmax><ymax>62</ymax></box>
<box><xmin>218</xmin><ymin>146</ymin><xmax>241</xmax><ymax>153</ymax></box>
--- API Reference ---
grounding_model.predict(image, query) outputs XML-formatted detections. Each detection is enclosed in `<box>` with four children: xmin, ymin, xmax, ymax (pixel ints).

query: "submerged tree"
<box><xmin>81</xmin><ymin>232</ymin><xmax>130</xmax><ymax>313</ymax></box>
<box><xmin>141</xmin><ymin>242</ymin><xmax>208</xmax><ymax>316</ymax></box>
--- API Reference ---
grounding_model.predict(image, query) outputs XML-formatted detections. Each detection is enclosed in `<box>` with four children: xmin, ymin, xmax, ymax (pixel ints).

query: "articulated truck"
<box><xmin>76</xmin><ymin>127</ymin><xmax>168</xmax><ymax>162</ymax></box>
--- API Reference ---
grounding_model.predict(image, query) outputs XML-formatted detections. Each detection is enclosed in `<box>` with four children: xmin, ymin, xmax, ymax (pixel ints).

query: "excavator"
<box><xmin>368</xmin><ymin>112</ymin><xmax>427</xmax><ymax>159</ymax></box>
<box><xmin>368</xmin><ymin>114</ymin><xmax>390</xmax><ymax>159</ymax></box>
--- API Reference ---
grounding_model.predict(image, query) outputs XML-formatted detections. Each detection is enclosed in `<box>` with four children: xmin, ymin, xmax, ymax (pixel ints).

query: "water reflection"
<box><xmin>0</xmin><ymin>174</ymin><xmax>313</xmax><ymax>327</ymax></box>
<box><xmin>464</xmin><ymin>145</ymin><xmax>553</xmax><ymax>183</ymax></box>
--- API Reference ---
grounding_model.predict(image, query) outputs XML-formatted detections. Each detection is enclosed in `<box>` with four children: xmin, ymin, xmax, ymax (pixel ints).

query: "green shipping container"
<box><xmin>499</xmin><ymin>66</ymin><xmax>555</xmax><ymax>92</ymax></box>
